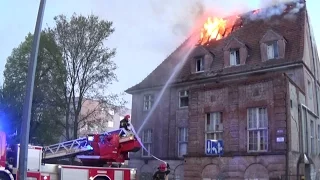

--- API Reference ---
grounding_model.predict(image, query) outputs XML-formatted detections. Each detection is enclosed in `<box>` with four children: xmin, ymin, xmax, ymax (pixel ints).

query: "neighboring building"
<box><xmin>125</xmin><ymin>1</ymin><xmax>320</xmax><ymax>179</ymax></box>
<box><xmin>77</xmin><ymin>98</ymin><xmax>131</xmax><ymax>137</ymax></box>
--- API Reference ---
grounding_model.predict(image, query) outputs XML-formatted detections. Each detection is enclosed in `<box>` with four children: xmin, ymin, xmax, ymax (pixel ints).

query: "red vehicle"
<box><xmin>0</xmin><ymin>128</ymin><xmax>141</xmax><ymax>180</ymax></box>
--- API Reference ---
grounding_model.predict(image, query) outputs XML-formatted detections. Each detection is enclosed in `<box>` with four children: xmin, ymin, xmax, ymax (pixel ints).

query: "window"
<box><xmin>142</xmin><ymin>129</ymin><xmax>152</xmax><ymax>157</ymax></box>
<box><xmin>175</xmin><ymin>175</ymin><xmax>181</xmax><ymax>180</ymax></box>
<box><xmin>178</xmin><ymin>127</ymin><xmax>188</xmax><ymax>157</ymax></box>
<box><xmin>179</xmin><ymin>90</ymin><xmax>189</xmax><ymax>108</ymax></box>
<box><xmin>230</xmin><ymin>49</ymin><xmax>240</xmax><ymax>66</ymax></box>
<box><xmin>196</xmin><ymin>57</ymin><xmax>204</xmax><ymax>72</ymax></box>
<box><xmin>107</xmin><ymin>121</ymin><xmax>114</xmax><ymax>127</ymax></box>
<box><xmin>310</xmin><ymin>120</ymin><xmax>315</xmax><ymax>154</ymax></box>
<box><xmin>318</xmin><ymin>125</ymin><xmax>320</xmax><ymax>154</ymax></box>
<box><xmin>247</xmin><ymin>107</ymin><xmax>268</xmax><ymax>151</ymax></box>
<box><xmin>205</xmin><ymin>112</ymin><xmax>223</xmax><ymax>140</ymax></box>
<box><xmin>266</xmin><ymin>41</ymin><xmax>279</xmax><ymax>59</ymax></box>
<box><xmin>308</xmin><ymin>81</ymin><xmax>313</xmax><ymax>99</ymax></box>
<box><xmin>143</xmin><ymin>94</ymin><xmax>154</xmax><ymax>111</ymax></box>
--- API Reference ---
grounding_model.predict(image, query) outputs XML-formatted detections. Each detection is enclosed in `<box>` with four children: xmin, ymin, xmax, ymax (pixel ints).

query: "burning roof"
<box><xmin>198</xmin><ymin>1</ymin><xmax>305</xmax><ymax>45</ymax></box>
<box><xmin>126</xmin><ymin>1</ymin><xmax>307</xmax><ymax>93</ymax></box>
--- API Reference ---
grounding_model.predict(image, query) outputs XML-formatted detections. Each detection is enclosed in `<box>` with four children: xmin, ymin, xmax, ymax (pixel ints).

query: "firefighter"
<box><xmin>153</xmin><ymin>162</ymin><xmax>170</xmax><ymax>180</ymax></box>
<box><xmin>119</xmin><ymin>115</ymin><xmax>131</xmax><ymax>136</ymax></box>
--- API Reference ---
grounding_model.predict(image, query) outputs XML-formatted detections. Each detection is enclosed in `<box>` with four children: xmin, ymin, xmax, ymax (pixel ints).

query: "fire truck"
<box><xmin>0</xmin><ymin>128</ymin><xmax>141</xmax><ymax>180</ymax></box>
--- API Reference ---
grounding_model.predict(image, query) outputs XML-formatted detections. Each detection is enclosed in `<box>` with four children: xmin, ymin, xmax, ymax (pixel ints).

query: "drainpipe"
<box><xmin>167</xmin><ymin>87</ymin><xmax>172</xmax><ymax>158</ymax></box>
<box><xmin>306</xmin><ymin>11</ymin><xmax>320</xmax><ymax>116</ymax></box>
<box><xmin>297</xmin><ymin>104</ymin><xmax>302</xmax><ymax>180</ymax></box>
<box><xmin>285</xmin><ymin>85</ymin><xmax>289</xmax><ymax>180</ymax></box>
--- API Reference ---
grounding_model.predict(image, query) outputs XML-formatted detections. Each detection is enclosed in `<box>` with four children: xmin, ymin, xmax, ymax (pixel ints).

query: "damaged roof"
<box><xmin>126</xmin><ymin>1</ymin><xmax>307</xmax><ymax>93</ymax></box>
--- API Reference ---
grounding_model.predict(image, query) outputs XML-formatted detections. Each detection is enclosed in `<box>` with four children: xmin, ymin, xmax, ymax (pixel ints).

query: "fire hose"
<box><xmin>129</xmin><ymin>124</ymin><xmax>167</xmax><ymax>164</ymax></box>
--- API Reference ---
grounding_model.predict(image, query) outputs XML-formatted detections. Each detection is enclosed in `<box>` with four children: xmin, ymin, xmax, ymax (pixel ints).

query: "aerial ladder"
<box><xmin>42</xmin><ymin>128</ymin><xmax>141</xmax><ymax>167</ymax></box>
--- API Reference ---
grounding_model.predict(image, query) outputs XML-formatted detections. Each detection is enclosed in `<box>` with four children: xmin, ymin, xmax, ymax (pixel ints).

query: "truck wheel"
<box><xmin>0</xmin><ymin>172</ymin><xmax>10</xmax><ymax>180</ymax></box>
<box><xmin>94</xmin><ymin>177</ymin><xmax>110</xmax><ymax>180</ymax></box>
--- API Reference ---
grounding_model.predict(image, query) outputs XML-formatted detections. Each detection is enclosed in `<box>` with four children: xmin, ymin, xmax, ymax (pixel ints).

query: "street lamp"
<box><xmin>18</xmin><ymin>0</ymin><xmax>46</xmax><ymax>179</ymax></box>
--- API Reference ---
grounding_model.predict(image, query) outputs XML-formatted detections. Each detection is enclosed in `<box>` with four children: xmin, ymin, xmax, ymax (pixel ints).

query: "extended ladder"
<box><xmin>42</xmin><ymin>128</ymin><xmax>136</xmax><ymax>160</ymax></box>
<box><xmin>42</xmin><ymin>137</ymin><xmax>92</xmax><ymax>160</ymax></box>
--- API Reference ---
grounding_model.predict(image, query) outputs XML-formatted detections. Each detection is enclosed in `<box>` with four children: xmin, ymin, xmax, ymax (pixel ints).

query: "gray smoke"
<box><xmin>149</xmin><ymin>0</ymin><xmax>305</xmax><ymax>36</ymax></box>
<box><xmin>248</xmin><ymin>0</ymin><xmax>305</xmax><ymax>21</ymax></box>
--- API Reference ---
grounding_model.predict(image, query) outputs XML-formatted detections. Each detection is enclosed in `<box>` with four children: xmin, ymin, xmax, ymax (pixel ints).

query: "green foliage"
<box><xmin>51</xmin><ymin>14</ymin><xmax>126</xmax><ymax>139</ymax></box>
<box><xmin>2</xmin><ymin>13</ymin><xmax>126</xmax><ymax>145</ymax></box>
<box><xmin>2</xmin><ymin>31</ymin><xmax>65</xmax><ymax>145</ymax></box>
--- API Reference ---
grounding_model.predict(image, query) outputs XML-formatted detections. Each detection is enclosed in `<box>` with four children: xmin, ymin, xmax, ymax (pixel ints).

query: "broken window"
<box><xmin>230</xmin><ymin>49</ymin><xmax>240</xmax><ymax>66</ymax></box>
<box><xmin>142</xmin><ymin>129</ymin><xmax>152</xmax><ymax>157</ymax></box>
<box><xmin>267</xmin><ymin>41</ymin><xmax>279</xmax><ymax>59</ymax></box>
<box><xmin>143</xmin><ymin>94</ymin><xmax>154</xmax><ymax>111</ymax></box>
<box><xmin>179</xmin><ymin>90</ymin><xmax>189</xmax><ymax>108</ymax></box>
<box><xmin>205</xmin><ymin>112</ymin><xmax>223</xmax><ymax>140</ymax></box>
<box><xmin>196</xmin><ymin>57</ymin><xmax>204</xmax><ymax>72</ymax></box>
<box><xmin>247</xmin><ymin>107</ymin><xmax>268</xmax><ymax>152</ymax></box>
<box><xmin>178</xmin><ymin>127</ymin><xmax>188</xmax><ymax>157</ymax></box>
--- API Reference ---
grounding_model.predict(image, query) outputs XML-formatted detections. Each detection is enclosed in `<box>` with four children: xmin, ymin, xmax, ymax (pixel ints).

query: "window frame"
<box><xmin>141</xmin><ymin>129</ymin><xmax>153</xmax><ymax>157</ymax></box>
<box><xmin>205</xmin><ymin>112</ymin><xmax>223</xmax><ymax>141</ymax></box>
<box><xmin>195</xmin><ymin>57</ymin><xmax>204</xmax><ymax>72</ymax></box>
<box><xmin>266</xmin><ymin>40</ymin><xmax>279</xmax><ymax>60</ymax></box>
<box><xmin>177</xmin><ymin>127</ymin><xmax>188</xmax><ymax>157</ymax></box>
<box><xmin>247</xmin><ymin>107</ymin><xmax>268</xmax><ymax>152</ymax></box>
<box><xmin>179</xmin><ymin>90</ymin><xmax>189</xmax><ymax>108</ymax></box>
<box><xmin>310</xmin><ymin>120</ymin><xmax>315</xmax><ymax>154</ymax></box>
<box><xmin>229</xmin><ymin>48</ymin><xmax>240</xmax><ymax>66</ymax></box>
<box><xmin>143</xmin><ymin>94</ymin><xmax>154</xmax><ymax>111</ymax></box>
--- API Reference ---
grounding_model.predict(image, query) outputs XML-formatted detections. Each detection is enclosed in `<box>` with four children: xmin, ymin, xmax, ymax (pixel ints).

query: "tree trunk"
<box><xmin>73</xmin><ymin>121</ymin><xmax>78</xmax><ymax>139</ymax></box>
<box><xmin>65</xmin><ymin>108</ymin><xmax>70</xmax><ymax>140</ymax></box>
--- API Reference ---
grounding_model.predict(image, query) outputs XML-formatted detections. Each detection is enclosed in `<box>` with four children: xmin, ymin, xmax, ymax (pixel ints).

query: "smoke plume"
<box><xmin>149</xmin><ymin>0</ymin><xmax>305</xmax><ymax>36</ymax></box>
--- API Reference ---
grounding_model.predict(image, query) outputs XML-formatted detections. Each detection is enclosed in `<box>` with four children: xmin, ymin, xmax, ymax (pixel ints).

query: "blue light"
<box><xmin>86</xmin><ymin>145</ymin><xmax>93</xmax><ymax>150</ymax></box>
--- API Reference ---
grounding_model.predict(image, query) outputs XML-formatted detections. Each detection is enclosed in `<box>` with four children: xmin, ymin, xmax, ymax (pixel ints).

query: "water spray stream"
<box><xmin>137</xmin><ymin>43</ymin><xmax>196</xmax><ymax>135</ymax></box>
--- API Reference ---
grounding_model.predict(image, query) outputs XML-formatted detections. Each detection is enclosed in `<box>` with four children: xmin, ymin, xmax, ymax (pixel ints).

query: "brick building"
<box><xmin>126</xmin><ymin>1</ymin><xmax>320</xmax><ymax>179</ymax></box>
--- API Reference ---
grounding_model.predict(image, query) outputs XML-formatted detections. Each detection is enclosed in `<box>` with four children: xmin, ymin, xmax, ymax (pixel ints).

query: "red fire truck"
<box><xmin>0</xmin><ymin>128</ymin><xmax>141</xmax><ymax>180</ymax></box>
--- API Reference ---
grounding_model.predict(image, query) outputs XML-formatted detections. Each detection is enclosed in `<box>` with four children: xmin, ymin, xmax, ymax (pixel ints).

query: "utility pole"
<box><xmin>18</xmin><ymin>0</ymin><xmax>46</xmax><ymax>179</ymax></box>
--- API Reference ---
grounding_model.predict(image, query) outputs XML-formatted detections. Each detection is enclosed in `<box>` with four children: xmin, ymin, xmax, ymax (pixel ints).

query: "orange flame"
<box><xmin>198</xmin><ymin>17</ymin><xmax>227</xmax><ymax>45</ymax></box>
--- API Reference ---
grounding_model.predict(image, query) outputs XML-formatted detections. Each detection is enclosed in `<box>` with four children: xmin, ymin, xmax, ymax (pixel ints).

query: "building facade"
<box><xmin>78</xmin><ymin>98</ymin><xmax>132</xmax><ymax>136</ymax></box>
<box><xmin>126</xmin><ymin>1</ymin><xmax>320</xmax><ymax>179</ymax></box>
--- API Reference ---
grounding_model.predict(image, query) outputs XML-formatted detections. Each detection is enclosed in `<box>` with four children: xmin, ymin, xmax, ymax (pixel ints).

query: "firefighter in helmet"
<box><xmin>119</xmin><ymin>115</ymin><xmax>131</xmax><ymax>136</ymax></box>
<box><xmin>153</xmin><ymin>162</ymin><xmax>170</xmax><ymax>180</ymax></box>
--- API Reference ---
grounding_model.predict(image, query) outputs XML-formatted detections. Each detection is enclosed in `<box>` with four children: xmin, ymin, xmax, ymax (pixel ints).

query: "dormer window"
<box><xmin>196</xmin><ymin>57</ymin><xmax>204</xmax><ymax>72</ymax></box>
<box><xmin>230</xmin><ymin>48</ymin><xmax>240</xmax><ymax>66</ymax></box>
<box><xmin>223</xmin><ymin>37</ymin><xmax>248</xmax><ymax>67</ymax></box>
<box><xmin>260</xmin><ymin>29</ymin><xmax>286</xmax><ymax>61</ymax></box>
<box><xmin>266</xmin><ymin>41</ymin><xmax>279</xmax><ymax>59</ymax></box>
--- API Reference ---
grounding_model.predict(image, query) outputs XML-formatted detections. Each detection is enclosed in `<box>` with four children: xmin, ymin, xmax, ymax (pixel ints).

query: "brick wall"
<box><xmin>187</xmin><ymin>73</ymin><xmax>288</xmax><ymax>156</ymax></box>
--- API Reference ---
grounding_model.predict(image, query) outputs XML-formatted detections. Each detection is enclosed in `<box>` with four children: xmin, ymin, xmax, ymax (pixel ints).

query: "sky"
<box><xmin>0</xmin><ymin>0</ymin><xmax>319</xmax><ymax>109</ymax></box>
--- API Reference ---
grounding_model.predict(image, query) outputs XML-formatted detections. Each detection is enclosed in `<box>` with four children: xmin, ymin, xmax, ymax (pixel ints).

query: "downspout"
<box><xmin>303</xmin><ymin>105</ymin><xmax>309</xmax><ymax>154</ymax></box>
<box><xmin>285</xmin><ymin>80</ymin><xmax>289</xmax><ymax>180</ymax></box>
<box><xmin>306</xmin><ymin>10</ymin><xmax>320</xmax><ymax>115</ymax></box>
<box><xmin>167</xmin><ymin>87</ymin><xmax>172</xmax><ymax>158</ymax></box>
<box><xmin>297</xmin><ymin>104</ymin><xmax>302</xmax><ymax>180</ymax></box>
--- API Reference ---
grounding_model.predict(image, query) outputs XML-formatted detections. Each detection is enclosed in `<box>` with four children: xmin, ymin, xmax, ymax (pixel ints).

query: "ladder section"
<box><xmin>43</xmin><ymin>137</ymin><xmax>93</xmax><ymax>160</ymax></box>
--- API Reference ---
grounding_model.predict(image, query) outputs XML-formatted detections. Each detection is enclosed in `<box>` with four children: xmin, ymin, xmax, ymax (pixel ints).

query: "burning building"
<box><xmin>126</xmin><ymin>0</ymin><xmax>320</xmax><ymax>179</ymax></box>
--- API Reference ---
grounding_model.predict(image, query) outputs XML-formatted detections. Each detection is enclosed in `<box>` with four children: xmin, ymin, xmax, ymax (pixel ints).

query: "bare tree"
<box><xmin>51</xmin><ymin>14</ymin><xmax>126</xmax><ymax>140</ymax></box>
